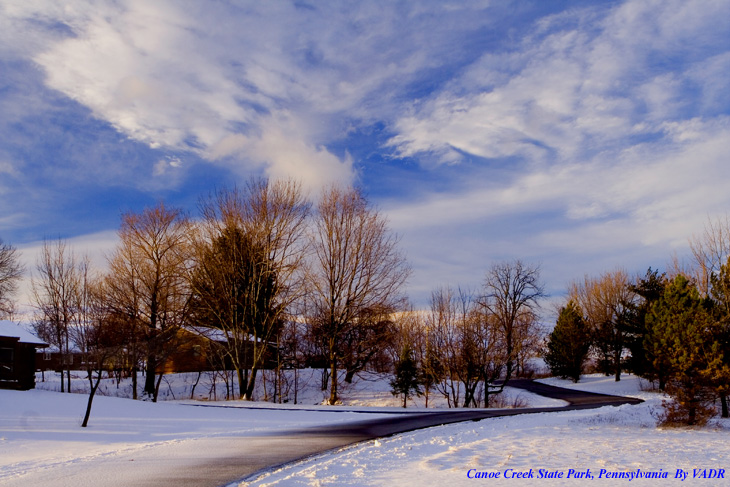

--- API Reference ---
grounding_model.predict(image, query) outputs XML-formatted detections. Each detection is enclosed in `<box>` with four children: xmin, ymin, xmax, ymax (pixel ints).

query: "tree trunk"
<box><xmin>344</xmin><ymin>368</ymin><xmax>356</xmax><ymax>384</ymax></box>
<box><xmin>60</xmin><ymin>352</ymin><xmax>65</xmax><ymax>393</ymax></box>
<box><xmin>329</xmin><ymin>354</ymin><xmax>338</xmax><ymax>405</ymax></box>
<box><xmin>82</xmin><ymin>370</ymin><xmax>103</xmax><ymax>427</ymax></box>
<box><xmin>244</xmin><ymin>367</ymin><xmax>259</xmax><ymax>400</ymax></box>
<box><xmin>190</xmin><ymin>371</ymin><xmax>202</xmax><ymax>400</ymax></box>
<box><xmin>153</xmin><ymin>371</ymin><xmax>163</xmax><ymax>402</ymax></box>
<box><xmin>65</xmin><ymin>328</ymin><xmax>71</xmax><ymax>393</ymax></box>
<box><xmin>721</xmin><ymin>394</ymin><xmax>729</xmax><ymax>418</ymax></box>
<box><xmin>237</xmin><ymin>367</ymin><xmax>245</xmax><ymax>400</ymax></box>
<box><xmin>614</xmin><ymin>329</ymin><xmax>622</xmax><ymax>382</ymax></box>
<box><xmin>144</xmin><ymin>357</ymin><xmax>157</xmax><ymax>396</ymax></box>
<box><xmin>294</xmin><ymin>368</ymin><xmax>298</xmax><ymax>405</ymax></box>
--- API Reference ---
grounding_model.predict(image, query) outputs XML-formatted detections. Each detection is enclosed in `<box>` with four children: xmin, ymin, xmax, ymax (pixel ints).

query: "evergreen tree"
<box><xmin>709</xmin><ymin>257</ymin><xmax>730</xmax><ymax>418</ymax></box>
<box><xmin>627</xmin><ymin>268</ymin><xmax>666</xmax><ymax>380</ymax></box>
<box><xmin>390</xmin><ymin>343</ymin><xmax>422</xmax><ymax>408</ymax></box>
<box><xmin>189</xmin><ymin>225</ymin><xmax>280</xmax><ymax>400</ymax></box>
<box><xmin>544</xmin><ymin>301</ymin><xmax>590</xmax><ymax>383</ymax></box>
<box><xmin>647</xmin><ymin>275</ymin><xmax>722</xmax><ymax>425</ymax></box>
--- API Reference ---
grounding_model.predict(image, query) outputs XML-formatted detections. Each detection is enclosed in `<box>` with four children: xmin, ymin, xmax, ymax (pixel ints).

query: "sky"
<box><xmin>2</xmin><ymin>0</ymin><xmax>730</xmax><ymax>312</ymax></box>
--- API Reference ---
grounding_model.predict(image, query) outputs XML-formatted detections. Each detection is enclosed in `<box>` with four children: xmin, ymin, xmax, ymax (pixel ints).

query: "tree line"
<box><xmin>0</xmin><ymin>177</ymin><xmax>550</xmax><ymax>422</ymax></box>
<box><xmin>3</xmin><ymin>179</ymin><xmax>727</xmax><ymax>426</ymax></box>
<box><xmin>545</xmin><ymin>216</ymin><xmax>730</xmax><ymax>425</ymax></box>
<box><xmin>0</xmin><ymin>179</ymin><xmax>416</xmax><ymax>424</ymax></box>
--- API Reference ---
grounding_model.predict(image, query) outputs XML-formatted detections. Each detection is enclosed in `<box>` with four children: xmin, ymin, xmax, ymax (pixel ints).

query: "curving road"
<box><xmin>232</xmin><ymin>379</ymin><xmax>642</xmax><ymax>486</ymax></box>
<box><xmin>6</xmin><ymin>380</ymin><xmax>641</xmax><ymax>487</ymax></box>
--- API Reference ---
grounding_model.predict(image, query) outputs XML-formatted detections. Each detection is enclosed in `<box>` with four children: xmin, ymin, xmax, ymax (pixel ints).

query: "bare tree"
<box><xmin>0</xmin><ymin>239</ymin><xmax>23</xmax><ymax>318</ymax></box>
<box><xmin>426</xmin><ymin>286</ymin><xmax>463</xmax><ymax>408</ymax></box>
<box><xmin>105</xmin><ymin>203</ymin><xmax>190</xmax><ymax>401</ymax></box>
<box><xmin>689</xmin><ymin>214</ymin><xmax>730</xmax><ymax>296</ymax></box>
<box><xmin>427</xmin><ymin>285</ymin><xmax>512</xmax><ymax>408</ymax></box>
<box><xmin>190</xmin><ymin>179</ymin><xmax>310</xmax><ymax>400</ymax></box>
<box><xmin>31</xmin><ymin>239</ymin><xmax>80</xmax><ymax>392</ymax></box>
<box><xmin>689</xmin><ymin>215</ymin><xmax>730</xmax><ymax>417</ymax></box>
<box><xmin>479</xmin><ymin>260</ymin><xmax>544</xmax><ymax>387</ymax></box>
<box><xmin>308</xmin><ymin>186</ymin><xmax>410</xmax><ymax>405</ymax></box>
<box><xmin>569</xmin><ymin>268</ymin><xmax>635</xmax><ymax>381</ymax></box>
<box><xmin>66</xmin><ymin>261</ymin><xmax>125</xmax><ymax>427</ymax></box>
<box><xmin>340</xmin><ymin>305</ymin><xmax>397</xmax><ymax>383</ymax></box>
<box><xmin>238</xmin><ymin>178</ymin><xmax>310</xmax><ymax>400</ymax></box>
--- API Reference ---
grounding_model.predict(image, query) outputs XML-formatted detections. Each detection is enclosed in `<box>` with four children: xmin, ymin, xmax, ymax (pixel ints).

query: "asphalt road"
<box><xmin>6</xmin><ymin>379</ymin><xmax>641</xmax><ymax>487</ymax></box>
<box><xmin>231</xmin><ymin>379</ymin><xmax>643</xmax><ymax>486</ymax></box>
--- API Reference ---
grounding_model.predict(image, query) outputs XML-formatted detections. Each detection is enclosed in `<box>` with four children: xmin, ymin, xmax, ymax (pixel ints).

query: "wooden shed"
<box><xmin>0</xmin><ymin>321</ymin><xmax>48</xmax><ymax>390</ymax></box>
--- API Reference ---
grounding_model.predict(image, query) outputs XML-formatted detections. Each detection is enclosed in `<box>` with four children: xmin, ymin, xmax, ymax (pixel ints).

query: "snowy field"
<box><xmin>1</xmin><ymin>372</ymin><xmax>728</xmax><ymax>487</ymax></box>
<box><xmin>241</xmin><ymin>375</ymin><xmax>730</xmax><ymax>487</ymax></box>
<box><xmin>28</xmin><ymin>368</ymin><xmax>561</xmax><ymax>409</ymax></box>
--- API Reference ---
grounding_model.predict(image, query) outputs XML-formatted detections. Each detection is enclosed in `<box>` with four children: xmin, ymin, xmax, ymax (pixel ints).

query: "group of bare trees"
<box><xmin>29</xmin><ymin>239</ymin><xmax>120</xmax><ymax>426</ymax></box>
<box><xmin>3</xmin><ymin>177</ymin><xmax>550</xmax><ymax>416</ymax></box>
<box><xmin>389</xmin><ymin>261</ymin><xmax>545</xmax><ymax>408</ymax></box>
<box><xmin>2</xmin><ymin>187</ymin><xmax>548</xmax><ymax>414</ymax></box>
<box><xmin>21</xmin><ymin>178</ymin><xmax>413</xmax><ymax>420</ymax></box>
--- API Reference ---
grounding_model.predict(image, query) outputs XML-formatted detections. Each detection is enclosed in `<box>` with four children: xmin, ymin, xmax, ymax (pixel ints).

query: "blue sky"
<box><xmin>2</xmin><ymin>0</ymin><xmax>730</xmax><ymax>310</ymax></box>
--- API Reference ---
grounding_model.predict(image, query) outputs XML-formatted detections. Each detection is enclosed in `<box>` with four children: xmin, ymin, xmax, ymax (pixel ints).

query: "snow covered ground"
<box><xmin>241</xmin><ymin>375</ymin><xmax>730</xmax><ymax>487</ymax></box>
<box><xmin>29</xmin><ymin>368</ymin><xmax>562</xmax><ymax>409</ymax></box>
<box><xmin>1</xmin><ymin>372</ymin><xmax>728</xmax><ymax>486</ymax></box>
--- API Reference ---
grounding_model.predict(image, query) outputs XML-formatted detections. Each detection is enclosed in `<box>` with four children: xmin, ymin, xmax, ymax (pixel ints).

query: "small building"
<box><xmin>158</xmin><ymin>326</ymin><xmax>279</xmax><ymax>374</ymax></box>
<box><xmin>35</xmin><ymin>347</ymin><xmax>86</xmax><ymax>373</ymax></box>
<box><xmin>0</xmin><ymin>321</ymin><xmax>48</xmax><ymax>390</ymax></box>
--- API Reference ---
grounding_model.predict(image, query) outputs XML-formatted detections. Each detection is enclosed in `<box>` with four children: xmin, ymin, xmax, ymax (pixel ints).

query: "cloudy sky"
<box><xmin>2</xmin><ymin>0</ymin><xmax>730</xmax><ymax>310</ymax></box>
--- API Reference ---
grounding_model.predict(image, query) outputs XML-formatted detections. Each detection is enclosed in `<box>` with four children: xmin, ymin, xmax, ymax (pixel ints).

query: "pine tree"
<box><xmin>544</xmin><ymin>301</ymin><xmax>590</xmax><ymax>383</ymax></box>
<box><xmin>390</xmin><ymin>343</ymin><xmax>422</xmax><ymax>408</ymax></box>
<box><xmin>648</xmin><ymin>275</ymin><xmax>722</xmax><ymax>425</ymax></box>
<box><xmin>709</xmin><ymin>257</ymin><xmax>730</xmax><ymax>418</ymax></box>
<box><xmin>626</xmin><ymin>268</ymin><xmax>666</xmax><ymax>380</ymax></box>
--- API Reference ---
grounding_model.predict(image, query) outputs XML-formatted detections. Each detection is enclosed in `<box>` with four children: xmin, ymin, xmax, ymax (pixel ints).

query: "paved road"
<box><xmin>6</xmin><ymin>380</ymin><xmax>641</xmax><ymax>487</ymax></box>
<box><xmin>233</xmin><ymin>379</ymin><xmax>642</xmax><ymax>486</ymax></box>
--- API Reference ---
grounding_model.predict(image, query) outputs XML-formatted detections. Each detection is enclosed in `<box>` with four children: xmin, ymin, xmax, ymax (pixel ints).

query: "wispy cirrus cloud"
<box><xmin>3</xmin><ymin>0</ymin><xmax>506</xmax><ymax>194</ymax></box>
<box><xmin>388</xmin><ymin>0</ymin><xmax>730</xmax><ymax>167</ymax></box>
<box><xmin>1</xmin><ymin>0</ymin><xmax>730</xmax><ymax>308</ymax></box>
<box><xmin>377</xmin><ymin>0</ymin><xmax>730</xmax><ymax>299</ymax></box>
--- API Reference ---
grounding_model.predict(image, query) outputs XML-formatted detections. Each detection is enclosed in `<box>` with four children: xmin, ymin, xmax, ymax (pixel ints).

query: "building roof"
<box><xmin>0</xmin><ymin>320</ymin><xmax>48</xmax><ymax>346</ymax></box>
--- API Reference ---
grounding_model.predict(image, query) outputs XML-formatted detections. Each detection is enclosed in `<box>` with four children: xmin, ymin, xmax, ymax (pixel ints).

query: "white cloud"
<box><xmin>6</xmin><ymin>0</ymin><xmax>508</xmax><ymax>193</ymax></box>
<box><xmin>3</xmin><ymin>0</ymin><xmax>730</xmax><ymax>306</ymax></box>
<box><xmin>388</xmin><ymin>116</ymin><xmax>730</xmax><ymax>227</ymax></box>
<box><xmin>388</xmin><ymin>0</ymin><xmax>730</xmax><ymax>166</ymax></box>
<box><xmin>14</xmin><ymin>230</ymin><xmax>119</xmax><ymax>316</ymax></box>
<box><xmin>152</xmin><ymin>156</ymin><xmax>182</xmax><ymax>177</ymax></box>
<box><xmin>383</xmin><ymin>115</ymin><xmax>730</xmax><ymax>302</ymax></box>
<box><xmin>10</xmin><ymin>1</ymin><xmax>350</xmax><ymax>190</ymax></box>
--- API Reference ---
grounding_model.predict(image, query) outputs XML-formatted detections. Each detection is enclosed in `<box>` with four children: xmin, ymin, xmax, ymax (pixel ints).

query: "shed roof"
<box><xmin>0</xmin><ymin>320</ymin><xmax>48</xmax><ymax>346</ymax></box>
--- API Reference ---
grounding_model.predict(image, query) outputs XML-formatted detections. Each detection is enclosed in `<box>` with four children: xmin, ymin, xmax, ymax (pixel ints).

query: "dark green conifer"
<box><xmin>647</xmin><ymin>275</ymin><xmax>721</xmax><ymax>425</ymax></box>
<box><xmin>390</xmin><ymin>343</ymin><xmax>422</xmax><ymax>408</ymax></box>
<box><xmin>545</xmin><ymin>301</ymin><xmax>590</xmax><ymax>382</ymax></box>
